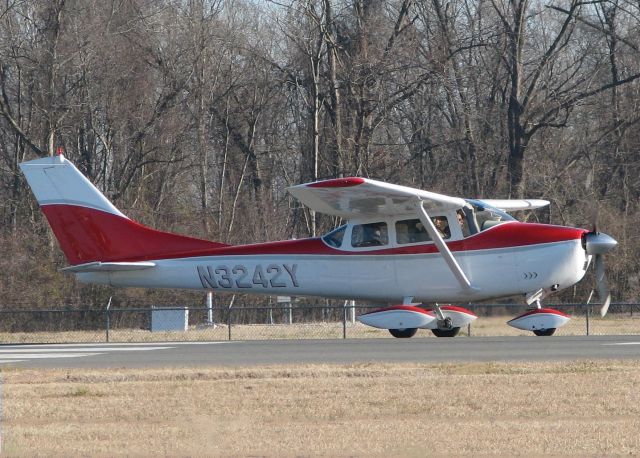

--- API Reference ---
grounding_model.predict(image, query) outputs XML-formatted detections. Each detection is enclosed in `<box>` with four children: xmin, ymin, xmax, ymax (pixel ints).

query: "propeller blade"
<box><xmin>595</xmin><ymin>254</ymin><xmax>611</xmax><ymax>317</ymax></box>
<box><xmin>591</xmin><ymin>209</ymin><xmax>598</xmax><ymax>234</ymax></box>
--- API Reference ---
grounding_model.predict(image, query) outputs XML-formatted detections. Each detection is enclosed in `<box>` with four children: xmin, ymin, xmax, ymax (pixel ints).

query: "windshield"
<box><xmin>465</xmin><ymin>199</ymin><xmax>516</xmax><ymax>232</ymax></box>
<box><xmin>322</xmin><ymin>225</ymin><xmax>346</xmax><ymax>248</ymax></box>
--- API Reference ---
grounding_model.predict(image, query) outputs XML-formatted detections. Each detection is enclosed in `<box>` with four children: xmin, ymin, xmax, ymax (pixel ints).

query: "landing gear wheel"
<box><xmin>533</xmin><ymin>328</ymin><xmax>556</xmax><ymax>336</ymax></box>
<box><xmin>389</xmin><ymin>328</ymin><xmax>418</xmax><ymax>338</ymax></box>
<box><xmin>439</xmin><ymin>317</ymin><xmax>453</xmax><ymax>330</ymax></box>
<box><xmin>431</xmin><ymin>327</ymin><xmax>461</xmax><ymax>338</ymax></box>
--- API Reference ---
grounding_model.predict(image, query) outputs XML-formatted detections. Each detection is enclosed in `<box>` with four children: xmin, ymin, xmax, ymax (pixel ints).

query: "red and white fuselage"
<box><xmin>21</xmin><ymin>154</ymin><xmax>615</xmax><ymax>326</ymax></box>
<box><xmin>69</xmin><ymin>222</ymin><xmax>588</xmax><ymax>304</ymax></box>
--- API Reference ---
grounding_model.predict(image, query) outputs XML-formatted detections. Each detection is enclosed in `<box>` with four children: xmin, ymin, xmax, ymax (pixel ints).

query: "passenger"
<box><xmin>433</xmin><ymin>216</ymin><xmax>451</xmax><ymax>239</ymax></box>
<box><xmin>457</xmin><ymin>210</ymin><xmax>469</xmax><ymax>237</ymax></box>
<box><xmin>412</xmin><ymin>221</ymin><xmax>429</xmax><ymax>243</ymax></box>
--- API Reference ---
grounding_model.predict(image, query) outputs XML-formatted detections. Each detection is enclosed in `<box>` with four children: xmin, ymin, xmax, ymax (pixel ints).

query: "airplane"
<box><xmin>20</xmin><ymin>153</ymin><xmax>618</xmax><ymax>337</ymax></box>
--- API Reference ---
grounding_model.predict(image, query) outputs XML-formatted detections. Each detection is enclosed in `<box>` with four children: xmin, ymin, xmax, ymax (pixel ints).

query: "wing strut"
<box><xmin>415</xmin><ymin>201</ymin><xmax>478</xmax><ymax>294</ymax></box>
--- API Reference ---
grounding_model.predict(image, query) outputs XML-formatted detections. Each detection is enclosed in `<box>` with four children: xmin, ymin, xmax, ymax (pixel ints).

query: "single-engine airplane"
<box><xmin>20</xmin><ymin>154</ymin><xmax>618</xmax><ymax>337</ymax></box>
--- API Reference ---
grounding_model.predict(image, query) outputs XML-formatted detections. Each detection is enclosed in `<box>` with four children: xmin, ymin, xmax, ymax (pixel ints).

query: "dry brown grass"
<box><xmin>2</xmin><ymin>360</ymin><xmax>640</xmax><ymax>456</ymax></box>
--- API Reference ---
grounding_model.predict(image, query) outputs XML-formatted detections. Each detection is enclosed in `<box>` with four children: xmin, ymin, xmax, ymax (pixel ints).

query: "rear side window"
<box><xmin>395</xmin><ymin>219</ymin><xmax>431</xmax><ymax>244</ymax></box>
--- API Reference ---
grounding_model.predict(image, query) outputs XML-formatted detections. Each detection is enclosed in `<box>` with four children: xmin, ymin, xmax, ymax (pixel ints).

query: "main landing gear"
<box><xmin>532</xmin><ymin>328</ymin><xmax>556</xmax><ymax>336</ymax></box>
<box><xmin>356</xmin><ymin>303</ymin><xmax>476</xmax><ymax>338</ymax></box>
<box><xmin>383</xmin><ymin>305</ymin><xmax>476</xmax><ymax>338</ymax></box>
<box><xmin>387</xmin><ymin>327</ymin><xmax>461</xmax><ymax>338</ymax></box>
<box><xmin>388</xmin><ymin>328</ymin><xmax>418</xmax><ymax>338</ymax></box>
<box><xmin>431</xmin><ymin>326</ymin><xmax>461</xmax><ymax>338</ymax></box>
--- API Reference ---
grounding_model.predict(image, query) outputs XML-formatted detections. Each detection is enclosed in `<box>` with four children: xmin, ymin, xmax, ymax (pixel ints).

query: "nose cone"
<box><xmin>584</xmin><ymin>232</ymin><xmax>618</xmax><ymax>255</ymax></box>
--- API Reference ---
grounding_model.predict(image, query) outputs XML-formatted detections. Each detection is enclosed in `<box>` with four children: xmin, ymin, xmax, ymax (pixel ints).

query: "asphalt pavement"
<box><xmin>1</xmin><ymin>335</ymin><xmax>639</xmax><ymax>369</ymax></box>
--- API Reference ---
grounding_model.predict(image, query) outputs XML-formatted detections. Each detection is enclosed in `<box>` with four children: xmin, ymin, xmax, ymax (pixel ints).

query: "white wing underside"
<box><xmin>480</xmin><ymin>199</ymin><xmax>550</xmax><ymax>211</ymax></box>
<box><xmin>287</xmin><ymin>178</ymin><xmax>466</xmax><ymax>219</ymax></box>
<box><xmin>288</xmin><ymin>178</ymin><xmax>550</xmax><ymax>219</ymax></box>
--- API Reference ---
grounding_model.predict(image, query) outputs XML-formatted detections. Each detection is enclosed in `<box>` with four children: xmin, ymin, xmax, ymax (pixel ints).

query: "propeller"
<box><xmin>583</xmin><ymin>230</ymin><xmax>617</xmax><ymax>317</ymax></box>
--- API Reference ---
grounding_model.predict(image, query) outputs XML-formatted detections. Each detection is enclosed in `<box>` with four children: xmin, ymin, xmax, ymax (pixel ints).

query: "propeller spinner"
<box><xmin>583</xmin><ymin>231</ymin><xmax>618</xmax><ymax>316</ymax></box>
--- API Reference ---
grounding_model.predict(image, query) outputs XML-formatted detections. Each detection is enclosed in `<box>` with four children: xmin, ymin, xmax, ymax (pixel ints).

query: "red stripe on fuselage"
<box><xmin>43</xmin><ymin>204</ymin><xmax>586</xmax><ymax>264</ymax></box>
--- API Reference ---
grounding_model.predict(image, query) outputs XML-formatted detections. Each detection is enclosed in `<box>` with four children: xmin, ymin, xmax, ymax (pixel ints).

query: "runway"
<box><xmin>1</xmin><ymin>335</ymin><xmax>640</xmax><ymax>368</ymax></box>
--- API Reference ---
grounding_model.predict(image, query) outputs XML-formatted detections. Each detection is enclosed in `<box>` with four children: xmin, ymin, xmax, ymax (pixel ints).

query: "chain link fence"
<box><xmin>0</xmin><ymin>303</ymin><xmax>638</xmax><ymax>344</ymax></box>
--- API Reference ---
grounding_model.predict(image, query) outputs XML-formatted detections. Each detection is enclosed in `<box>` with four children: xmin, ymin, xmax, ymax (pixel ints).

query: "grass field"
<box><xmin>2</xmin><ymin>360</ymin><xmax>640</xmax><ymax>456</ymax></box>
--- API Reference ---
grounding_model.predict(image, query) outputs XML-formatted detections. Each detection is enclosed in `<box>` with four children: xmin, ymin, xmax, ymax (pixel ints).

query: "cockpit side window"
<box><xmin>322</xmin><ymin>225</ymin><xmax>346</xmax><ymax>248</ymax></box>
<box><xmin>459</xmin><ymin>208</ymin><xmax>478</xmax><ymax>236</ymax></box>
<box><xmin>351</xmin><ymin>222</ymin><xmax>388</xmax><ymax>248</ymax></box>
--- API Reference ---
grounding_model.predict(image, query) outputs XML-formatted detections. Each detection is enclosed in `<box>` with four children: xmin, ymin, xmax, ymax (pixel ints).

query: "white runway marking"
<box><xmin>603</xmin><ymin>342</ymin><xmax>640</xmax><ymax>346</ymax></box>
<box><xmin>0</xmin><ymin>353</ymin><xmax>101</xmax><ymax>359</ymax></box>
<box><xmin>0</xmin><ymin>342</ymin><xmax>227</xmax><ymax>348</ymax></box>
<box><xmin>0</xmin><ymin>347</ymin><xmax>170</xmax><ymax>353</ymax></box>
<box><xmin>0</xmin><ymin>343</ymin><xmax>213</xmax><ymax>365</ymax></box>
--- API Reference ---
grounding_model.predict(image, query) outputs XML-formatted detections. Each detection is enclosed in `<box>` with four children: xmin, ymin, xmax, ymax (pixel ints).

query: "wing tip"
<box><xmin>306</xmin><ymin>177</ymin><xmax>366</xmax><ymax>188</ymax></box>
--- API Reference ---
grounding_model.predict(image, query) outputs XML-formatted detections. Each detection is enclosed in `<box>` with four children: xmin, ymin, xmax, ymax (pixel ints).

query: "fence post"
<box><xmin>584</xmin><ymin>290</ymin><xmax>594</xmax><ymax>337</ymax></box>
<box><xmin>105</xmin><ymin>296</ymin><xmax>112</xmax><ymax>343</ymax></box>
<box><xmin>227</xmin><ymin>295</ymin><xmax>235</xmax><ymax>341</ymax></box>
<box><xmin>206</xmin><ymin>291</ymin><xmax>214</xmax><ymax>325</ymax></box>
<box><xmin>349</xmin><ymin>300</ymin><xmax>355</xmax><ymax>324</ymax></box>
<box><xmin>343</xmin><ymin>303</ymin><xmax>347</xmax><ymax>339</ymax></box>
<box><xmin>585</xmin><ymin>304</ymin><xmax>590</xmax><ymax>336</ymax></box>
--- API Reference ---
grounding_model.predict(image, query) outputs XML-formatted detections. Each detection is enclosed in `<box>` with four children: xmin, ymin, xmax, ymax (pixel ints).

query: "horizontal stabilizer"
<box><xmin>61</xmin><ymin>262</ymin><xmax>156</xmax><ymax>273</ymax></box>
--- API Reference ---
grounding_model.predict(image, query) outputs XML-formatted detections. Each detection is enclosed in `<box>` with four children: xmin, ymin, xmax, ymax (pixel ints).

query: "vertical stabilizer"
<box><xmin>20</xmin><ymin>155</ymin><xmax>227</xmax><ymax>264</ymax></box>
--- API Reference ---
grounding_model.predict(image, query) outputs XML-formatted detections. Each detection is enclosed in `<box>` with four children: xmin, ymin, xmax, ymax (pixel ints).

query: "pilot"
<box><xmin>360</xmin><ymin>224</ymin><xmax>384</xmax><ymax>246</ymax></box>
<box><xmin>457</xmin><ymin>210</ymin><xmax>469</xmax><ymax>237</ymax></box>
<box><xmin>370</xmin><ymin>227</ymin><xmax>383</xmax><ymax>245</ymax></box>
<box><xmin>433</xmin><ymin>216</ymin><xmax>450</xmax><ymax>239</ymax></box>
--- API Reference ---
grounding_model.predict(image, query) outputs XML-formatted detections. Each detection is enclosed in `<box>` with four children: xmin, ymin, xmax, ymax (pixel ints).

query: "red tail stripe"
<box><xmin>42</xmin><ymin>204</ymin><xmax>227</xmax><ymax>264</ymax></box>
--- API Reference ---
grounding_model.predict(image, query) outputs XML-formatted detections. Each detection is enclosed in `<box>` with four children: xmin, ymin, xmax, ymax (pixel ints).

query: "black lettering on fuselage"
<box><xmin>197</xmin><ymin>265</ymin><xmax>218</xmax><ymax>289</ymax></box>
<box><xmin>196</xmin><ymin>263</ymin><xmax>300</xmax><ymax>290</ymax></box>
<box><xmin>283</xmin><ymin>263</ymin><xmax>299</xmax><ymax>287</ymax></box>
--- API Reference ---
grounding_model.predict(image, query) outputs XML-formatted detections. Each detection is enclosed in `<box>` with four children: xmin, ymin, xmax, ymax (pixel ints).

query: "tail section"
<box><xmin>20</xmin><ymin>155</ymin><xmax>228</xmax><ymax>265</ymax></box>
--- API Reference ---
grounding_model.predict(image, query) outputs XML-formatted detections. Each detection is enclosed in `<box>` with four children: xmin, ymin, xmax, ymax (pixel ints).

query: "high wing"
<box><xmin>479</xmin><ymin>199</ymin><xmax>550</xmax><ymax>211</ymax></box>
<box><xmin>289</xmin><ymin>177</ymin><xmax>477</xmax><ymax>294</ymax></box>
<box><xmin>287</xmin><ymin>177</ymin><xmax>466</xmax><ymax>219</ymax></box>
